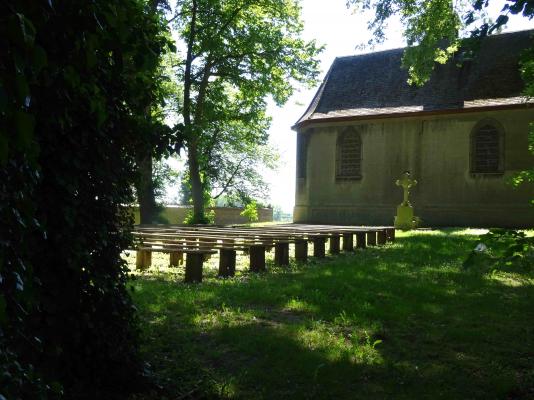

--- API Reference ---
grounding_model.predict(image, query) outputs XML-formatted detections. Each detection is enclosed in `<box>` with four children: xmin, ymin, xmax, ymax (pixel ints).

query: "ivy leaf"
<box><xmin>0</xmin><ymin>295</ymin><xmax>6</xmax><ymax>324</ymax></box>
<box><xmin>489</xmin><ymin>15</ymin><xmax>509</xmax><ymax>34</ymax></box>
<box><xmin>14</xmin><ymin>111</ymin><xmax>35</xmax><ymax>150</ymax></box>
<box><xmin>0</xmin><ymin>84</ymin><xmax>7</xmax><ymax>111</ymax></box>
<box><xmin>32</xmin><ymin>45</ymin><xmax>48</xmax><ymax>73</ymax></box>
<box><xmin>7</xmin><ymin>13</ymin><xmax>36</xmax><ymax>48</ymax></box>
<box><xmin>14</xmin><ymin>273</ymin><xmax>24</xmax><ymax>292</ymax></box>
<box><xmin>0</xmin><ymin>131</ymin><xmax>8</xmax><ymax>164</ymax></box>
<box><xmin>15</xmin><ymin>74</ymin><xmax>30</xmax><ymax>103</ymax></box>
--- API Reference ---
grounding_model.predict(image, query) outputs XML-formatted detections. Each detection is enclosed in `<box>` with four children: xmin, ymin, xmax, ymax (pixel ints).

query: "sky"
<box><xmin>167</xmin><ymin>1</ymin><xmax>534</xmax><ymax>212</ymax></box>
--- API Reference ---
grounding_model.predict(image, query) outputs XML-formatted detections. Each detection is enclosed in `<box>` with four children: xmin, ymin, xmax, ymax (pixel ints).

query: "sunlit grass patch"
<box><xmin>130</xmin><ymin>229</ymin><xmax>534</xmax><ymax>399</ymax></box>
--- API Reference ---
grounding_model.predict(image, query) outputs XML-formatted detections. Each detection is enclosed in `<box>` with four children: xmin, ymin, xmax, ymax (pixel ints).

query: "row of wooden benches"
<box><xmin>130</xmin><ymin>225</ymin><xmax>395</xmax><ymax>282</ymax></box>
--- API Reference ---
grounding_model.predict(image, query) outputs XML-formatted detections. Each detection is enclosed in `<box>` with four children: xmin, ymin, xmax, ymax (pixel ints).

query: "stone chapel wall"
<box><xmin>294</xmin><ymin>108</ymin><xmax>534</xmax><ymax>227</ymax></box>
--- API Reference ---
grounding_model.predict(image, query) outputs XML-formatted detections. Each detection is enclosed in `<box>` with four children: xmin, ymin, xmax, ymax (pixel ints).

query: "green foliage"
<box><xmin>205</xmin><ymin>112</ymin><xmax>280</xmax><ymax>204</ymax></box>
<box><xmin>521</xmin><ymin>45</ymin><xmax>534</xmax><ymax>98</ymax></box>
<box><xmin>183</xmin><ymin>208</ymin><xmax>215</xmax><ymax>224</ymax></box>
<box><xmin>153</xmin><ymin>159</ymin><xmax>180</xmax><ymax>202</ymax></box>
<box><xmin>510</xmin><ymin>127</ymin><xmax>534</xmax><ymax>192</ymax></box>
<box><xmin>240</xmin><ymin>201</ymin><xmax>259</xmax><ymax>222</ymax></box>
<box><xmin>348</xmin><ymin>0</ymin><xmax>461</xmax><ymax>85</ymax></box>
<box><xmin>464</xmin><ymin>229</ymin><xmax>534</xmax><ymax>272</ymax></box>
<box><xmin>347</xmin><ymin>0</ymin><xmax>534</xmax><ymax>85</ymax></box>
<box><xmin>176</xmin><ymin>0</ymin><xmax>322</xmax><ymax>221</ymax></box>
<box><xmin>1</xmin><ymin>0</ymin><xmax>172</xmax><ymax>398</ymax></box>
<box><xmin>181</xmin><ymin>170</ymin><xmax>216</xmax><ymax>224</ymax></box>
<box><xmin>513</xmin><ymin>46</ymin><xmax>534</xmax><ymax>190</ymax></box>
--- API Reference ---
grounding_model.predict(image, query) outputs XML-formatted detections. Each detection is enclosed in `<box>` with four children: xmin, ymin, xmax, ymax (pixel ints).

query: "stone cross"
<box><xmin>396</xmin><ymin>171</ymin><xmax>417</xmax><ymax>206</ymax></box>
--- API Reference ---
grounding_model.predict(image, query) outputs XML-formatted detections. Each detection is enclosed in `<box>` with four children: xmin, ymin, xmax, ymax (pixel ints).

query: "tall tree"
<box><xmin>136</xmin><ymin>0</ymin><xmax>182</xmax><ymax>224</ymax></box>
<box><xmin>175</xmin><ymin>0</ymin><xmax>322</xmax><ymax>223</ymax></box>
<box><xmin>195</xmin><ymin>96</ymin><xmax>279</xmax><ymax>205</ymax></box>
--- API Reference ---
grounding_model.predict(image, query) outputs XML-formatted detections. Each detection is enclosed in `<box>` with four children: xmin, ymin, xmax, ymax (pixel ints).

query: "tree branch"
<box><xmin>212</xmin><ymin>157</ymin><xmax>247</xmax><ymax>199</ymax></box>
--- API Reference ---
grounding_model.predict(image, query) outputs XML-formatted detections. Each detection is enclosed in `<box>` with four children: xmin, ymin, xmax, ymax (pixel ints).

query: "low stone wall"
<box><xmin>131</xmin><ymin>206</ymin><xmax>273</xmax><ymax>225</ymax></box>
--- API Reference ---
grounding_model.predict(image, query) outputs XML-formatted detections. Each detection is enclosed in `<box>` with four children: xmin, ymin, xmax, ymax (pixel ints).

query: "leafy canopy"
<box><xmin>347</xmin><ymin>0</ymin><xmax>534</xmax><ymax>85</ymax></box>
<box><xmin>176</xmin><ymin>0</ymin><xmax>322</xmax><ymax>222</ymax></box>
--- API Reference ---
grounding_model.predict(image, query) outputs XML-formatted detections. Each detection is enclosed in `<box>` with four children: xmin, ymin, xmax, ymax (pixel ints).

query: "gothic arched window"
<box><xmin>470</xmin><ymin>120</ymin><xmax>504</xmax><ymax>173</ymax></box>
<box><xmin>336</xmin><ymin>128</ymin><xmax>362</xmax><ymax>181</ymax></box>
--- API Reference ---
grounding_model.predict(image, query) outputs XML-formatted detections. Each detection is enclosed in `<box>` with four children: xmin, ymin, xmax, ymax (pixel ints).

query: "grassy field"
<box><xmin>129</xmin><ymin>229</ymin><xmax>534</xmax><ymax>399</ymax></box>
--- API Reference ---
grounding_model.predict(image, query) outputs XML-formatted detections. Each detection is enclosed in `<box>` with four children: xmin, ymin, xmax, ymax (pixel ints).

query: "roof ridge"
<box><xmin>335</xmin><ymin>28</ymin><xmax>534</xmax><ymax>60</ymax></box>
<box><xmin>292</xmin><ymin>28</ymin><xmax>533</xmax><ymax>130</ymax></box>
<box><xmin>292</xmin><ymin>62</ymin><xmax>336</xmax><ymax>130</ymax></box>
<box><xmin>336</xmin><ymin>46</ymin><xmax>405</xmax><ymax>60</ymax></box>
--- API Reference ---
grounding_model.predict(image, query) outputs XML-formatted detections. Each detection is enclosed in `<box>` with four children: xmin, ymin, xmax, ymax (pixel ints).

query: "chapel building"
<box><xmin>293</xmin><ymin>29</ymin><xmax>534</xmax><ymax>227</ymax></box>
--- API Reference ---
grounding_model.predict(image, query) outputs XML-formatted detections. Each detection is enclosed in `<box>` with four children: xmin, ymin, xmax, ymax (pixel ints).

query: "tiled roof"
<box><xmin>295</xmin><ymin>30</ymin><xmax>534</xmax><ymax>128</ymax></box>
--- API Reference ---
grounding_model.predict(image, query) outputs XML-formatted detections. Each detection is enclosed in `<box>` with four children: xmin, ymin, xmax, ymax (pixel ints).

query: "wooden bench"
<box><xmin>132</xmin><ymin>237</ymin><xmax>274</xmax><ymax>277</ymax></box>
<box><xmin>131</xmin><ymin>224</ymin><xmax>397</xmax><ymax>282</ymax></box>
<box><xmin>134</xmin><ymin>245</ymin><xmax>216</xmax><ymax>283</ymax></box>
<box><xmin>134</xmin><ymin>230</ymin><xmax>328</xmax><ymax>269</ymax></box>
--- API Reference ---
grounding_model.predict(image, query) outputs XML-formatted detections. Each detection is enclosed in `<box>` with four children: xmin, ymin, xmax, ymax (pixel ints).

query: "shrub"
<box><xmin>241</xmin><ymin>201</ymin><xmax>259</xmax><ymax>223</ymax></box>
<box><xmin>463</xmin><ymin>229</ymin><xmax>534</xmax><ymax>273</ymax></box>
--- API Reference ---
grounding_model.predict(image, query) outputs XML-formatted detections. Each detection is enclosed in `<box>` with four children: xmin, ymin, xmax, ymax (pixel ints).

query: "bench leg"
<box><xmin>249</xmin><ymin>245</ymin><xmax>266</xmax><ymax>272</ymax></box>
<box><xmin>367</xmin><ymin>231</ymin><xmax>377</xmax><ymax>246</ymax></box>
<box><xmin>184</xmin><ymin>253</ymin><xmax>204</xmax><ymax>283</ymax></box>
<box><xmin>386</xmin><ymin>228</ymin><xmax>396</xmax><ymax>242</ymax></box>
<box><xmin>342</xmin><ymin>233</ymin><xmax>353</xmax><ymax>252</ymax></box>
<box><xmin>274</xmin><ymin>242</ymin><xmax>290</xmax><ymax>267</ymax></box>
<box><xmin>294</xmin><ymin>240</ymin><xmax>308</xmax><ymax>263</ymax></box>
<box><xmin>356</xmin><ymin>232</ymin><xmax>366</xmax><ymax>249</ymax></box>
<box><xmin>377</xmin><ymin>230</ymin><xmax>387</xmax><ymax>245</ymax></box>
<box><xmin>136</xmin><ymin>250</ymin><xmax>152</xmax><ymax>270</ymax></box>
<box><xmin>329</xmin><ymin>236</ymin><xmax>340</xmax><ymax>254</ymax></box>
<box><xmin>169</xmin><ymin>252</ymin><xmax>183</xmax><ymax>266</ymax></box>
<box><xmin>313</xmin><ymin>238</ymin><xmax>326</xmax><ymax>258</ymax></box>
<box><xmin>218</xmin><ymin>249</ymin><xmax>236</xmax><ymax>278</ymax></box>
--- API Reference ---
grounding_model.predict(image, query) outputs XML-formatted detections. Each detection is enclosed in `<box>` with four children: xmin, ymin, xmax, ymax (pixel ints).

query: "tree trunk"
<box><xmin>133</xmin><ymin>0</ymin><xmax>163</xmax><ymax>226</ymax></box>
<box><xmin>187</xmin><ymin>140</ymin><xmax>205</xmax><ymax>223</ymax></box>
<box><xmin>136</xmin><ymin>152</ymin><xmax>157</xmax><ymax>224</ymax></box>
<box><xmin>182</xmin><ymin>0</ymin><xmax>205</xmax><ymax>223</ymax></box>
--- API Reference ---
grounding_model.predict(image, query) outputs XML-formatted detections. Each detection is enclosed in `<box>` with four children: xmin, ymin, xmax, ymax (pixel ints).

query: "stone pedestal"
<box><xmin>394</xmin><ymin>205</ymin><xmax>415</xmax><ymax>230</ymax></box>
<box><xmin>394</xmin><ymin>171</ymin><xmax>418</xmax><ymax>231</ymax></box>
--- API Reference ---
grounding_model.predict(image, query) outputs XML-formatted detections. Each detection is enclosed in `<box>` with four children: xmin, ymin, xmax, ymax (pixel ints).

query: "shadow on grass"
<box><xmin>131</xmin><ymin>233</ymin><xmax>534</xmax><ymax>399</ymax></box>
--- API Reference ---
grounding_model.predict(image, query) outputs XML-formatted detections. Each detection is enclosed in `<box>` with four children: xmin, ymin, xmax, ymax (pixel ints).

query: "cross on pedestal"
<box><xmin>396</xmin><ymin>171</ymin><xmax>417</xmax><ymax>206</ymax></box>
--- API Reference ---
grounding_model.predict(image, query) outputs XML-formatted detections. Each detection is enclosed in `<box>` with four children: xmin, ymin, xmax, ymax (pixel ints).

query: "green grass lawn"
<box><xmin>129</xmin><ymin>230</ymin><xmax>534</xmax><ymax>399</ymax></box>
